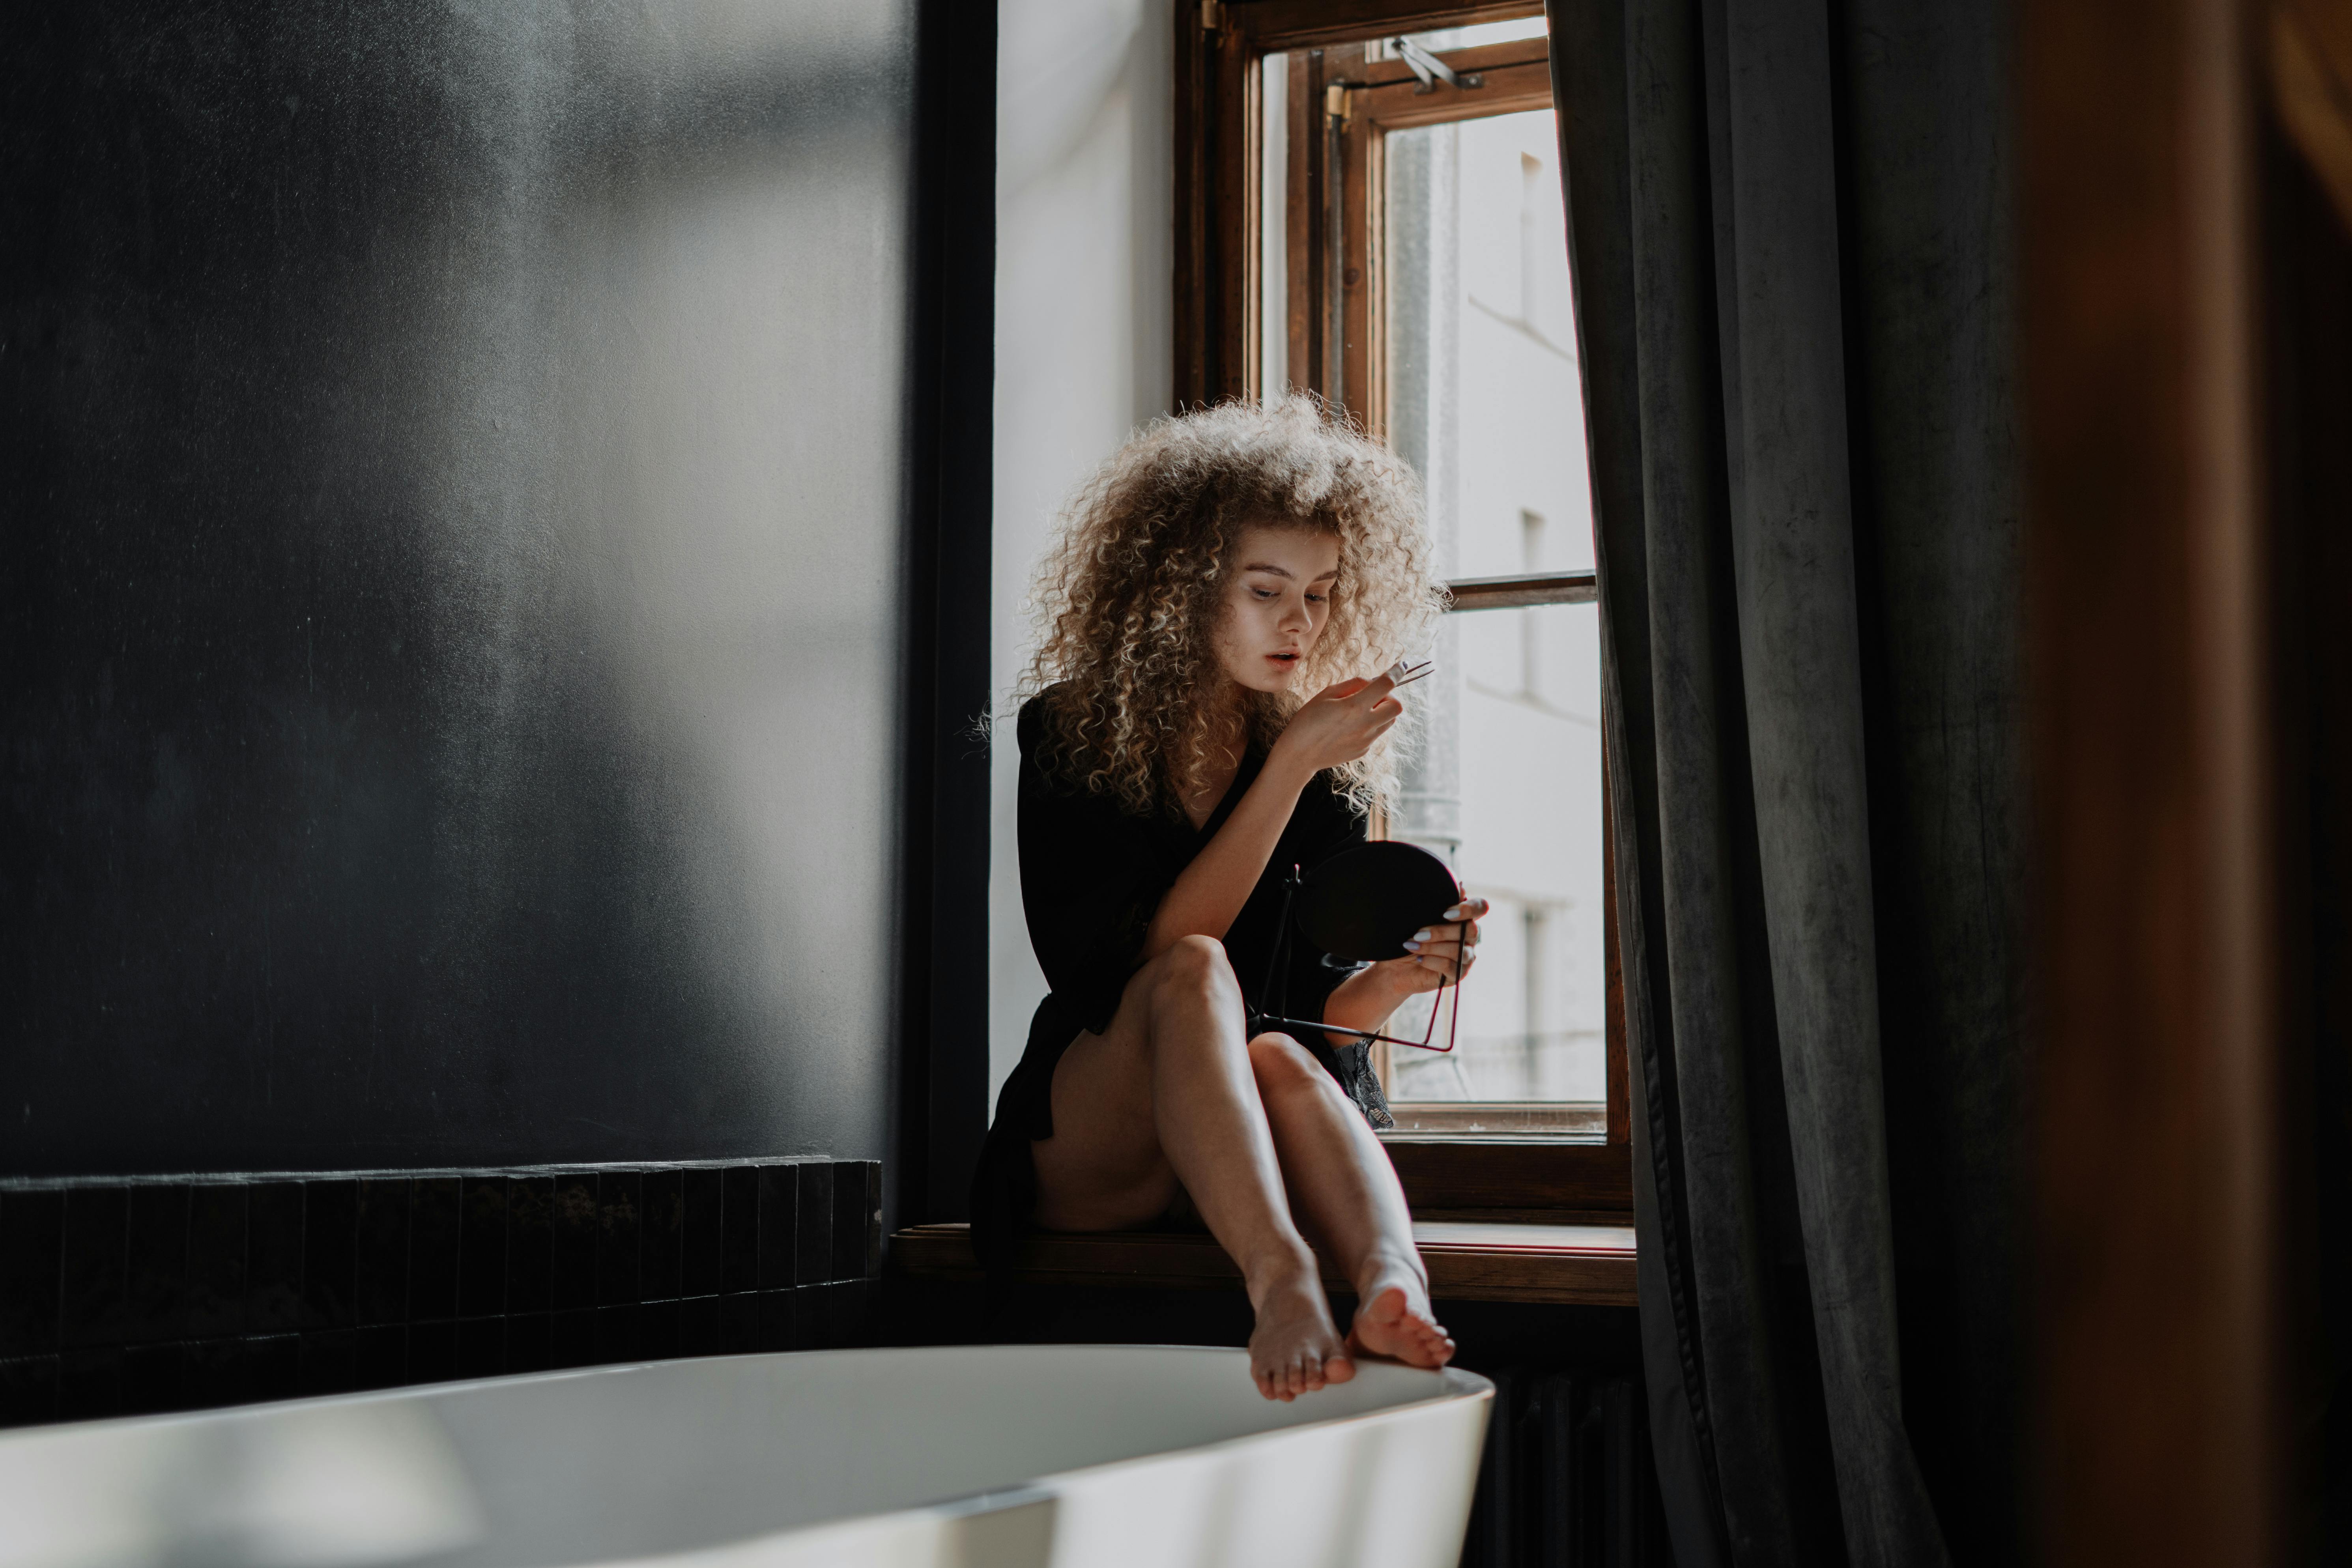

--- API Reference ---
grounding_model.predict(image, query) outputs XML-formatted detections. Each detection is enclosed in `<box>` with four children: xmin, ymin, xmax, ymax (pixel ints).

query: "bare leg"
<box><xmin>1032</xmin><ymin>936</ymin><xmax>1355</xmax><ymax>1402</ymax></box>
<box><xmin>1247</xmin><ymin>1034</ymin><xmax>1455</xmax><ymax>1369</ymax></box>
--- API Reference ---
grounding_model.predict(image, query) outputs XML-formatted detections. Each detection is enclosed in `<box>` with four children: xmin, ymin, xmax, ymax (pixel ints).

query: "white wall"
<box><xmin>991</xmin><ymin>0</ymin><xmax>1174</xmax><ymax>1105</ymax></box>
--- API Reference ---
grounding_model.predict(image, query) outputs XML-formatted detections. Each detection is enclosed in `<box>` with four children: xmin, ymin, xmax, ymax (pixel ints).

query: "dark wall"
<box><xmin>2</xmin><ymin>1</ymin><xmax>922</xmax><ymax>1176</ymax></box>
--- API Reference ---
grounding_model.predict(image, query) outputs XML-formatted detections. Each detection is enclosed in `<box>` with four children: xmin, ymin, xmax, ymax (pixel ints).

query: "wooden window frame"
<box><xmin>1178</xmin><ymin>0</ymin><xmax>1632</xmax><ymax>1221</ymax></box>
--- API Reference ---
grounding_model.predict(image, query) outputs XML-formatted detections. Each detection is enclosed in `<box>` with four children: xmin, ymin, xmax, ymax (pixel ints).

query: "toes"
<box><xmin>1324</xmin><ymin>1350</ymin><xmax>1357</xmax><ymax>1384</ymax></box>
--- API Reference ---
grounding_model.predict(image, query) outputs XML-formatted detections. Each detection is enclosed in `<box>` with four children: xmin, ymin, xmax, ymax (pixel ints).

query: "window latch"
<box><xmin>1391</xmin><ymin>37</ymin><xmax>1484</xmax><ymax>94</ymax></box>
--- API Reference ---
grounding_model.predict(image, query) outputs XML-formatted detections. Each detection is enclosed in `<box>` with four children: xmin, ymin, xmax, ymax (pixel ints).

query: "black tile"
<box><xmin>677</xmin><ymin>1295</ymin><xmax>722</xmax><ymax>1359</ymax></box>
<box><xmin>720</xmin><ymin>1167</ymin><xmax>760</xmax><ymax>1295</ymax></box>
<box><xmin>408</xmin><ymin>1320</ymin><xmax>456</xmax><ymax>1386</ymax></box>
<box><xmin>596</xmin><ymin>1172</ymin><xmax>641</xmax><ymax>1307</ymax></box>
<box><xmin>353</xmin><ymin>1323</ymin><xmax>407</xmax><ymax>1391</ymax></box>
<box><xmin>300</xmin><ymin>1330</ymin><xmax>361</xmax><ymax>1396</ymax></box>
<box><xmin>122</xmin><ymin>1341</ymin><xmax>186</xmax><ymax>1415</ymax></box>
<box><xmin>123</xmin><ymin>1186</ymin><xmax>190</xmax><ymax>1346</ymax></box>
<box><xmin>503</xmin><ymin>1313</ymin><xmax>550</xmax><ymax>1376</ymax></box>
<box><xmin>409</xmin><ymin>1178</ymin><xmax>462</xmax><ymax>1323</ymax></box>
<box><xmin>505</xmin><ymin>1177</ymin><xmax>553</xmax><ymax>1315</ymax></box>
<box><xmin>302</xmin><ymin>1181</ymin><xmax>359</xmax><ymax>1331</ymax></box>
<box><xmin>550</xmin><ymin>1175</ymin><xmax>598</xmax><ymax>1312</ymax></box>
<box><xmin>757</xmin><ymin>1290</ymin><xmax>796</xmax><ymax>1353</ymax></box>
<box><xmin>0</xmin><ymin>1355</ymin><xmax>60</xmax><ymax>1427</ymax></box>
<box><xmin>795</xmin><ymin>1163</ymin><xmax>834</xmax><ymax>1286</ymax></box>
<box><xmin>720</xmin><ymin>1291</ymin><xmax>760</xmax><ymax>1355</ymax></box>
<box><xmin>180</xmin><ymin>1337</ymin><xmax>254</xmax><ymax>1411</ymax></box>
<box><xmin>594</xmin><ymin>1303</ymin><xmax>640</xmax><ymax>1364</ymax></box>
<box><xmin>798</xmin><ymin>1281</ymin><xmax>852</xmax><ymax>1351</ymax></box>
<box><xmin>57</xmin><ymin>1348</ymin><xmax>124</xmax><ymax>1421</ymax></box>
<box><xmin>354</xmin><ymin>1179</ymin><xmax>411</xmax><ymax>1327</ymax></box>
<box><xmin>458</xmin><ymin>1179</ymin><xmax>508</xmax><ymax>1318</ymax></box>
<box><xmin>245</xmin><ymin>1184</ymin><xmax>306</xmax><ymax>1333</ymax></box>
<box><xmin>830</xmin><ymin>1280</ymin><xmax>879</xmax><ymax>1349</ymax></box>
<box><xmin>756</xmin><ymin>1166</ymin><xmax>798</xmax><ymax>1290</ymax></box>
<box><xmin>640</xmin><ymin>1171</ymin><xmax>682</xmax><ymax>1301</ymax></box>
<box><xmin>548</xmin><ymin>1308</ymin><xmax>596</xmax><ymax>1370</ymax></box>
<box><xmin>246</xmin><ymin>1333</ymin><xmax>302</xmax><ymax>1404</ymax></box>
<box><xmin>638</xmin><ymin>1297</ymin><xmax>680</xmax><ymax>1361</ymax></box>
<box><xmin>455</xmin><ymin>1318</ymin><xmax>503</xmax><ymax>1380</ymax></box>
<box><xmin>681</xmin><ymin>1170</ymin><xmax>724</xmax><ymax>1297</ymax></box>
<box><xmin>0</xmin><ymin>1191</ymin><xmax>64</xmax><ymax>1356</ymax></box>
<box><xmin>832</xmin><ymin>1162</ymin><xmax>875</xmax><ymax>1282</ymax></box>
<box><xmin>58</xmin><ymin>1187</ymin><xmax>129</xmax><ymax>1348</ymax></box>
<box><xmin>185</xmin><ymin>1186</ymin><xmax>247</xmax><ymax>1339</ymax></box>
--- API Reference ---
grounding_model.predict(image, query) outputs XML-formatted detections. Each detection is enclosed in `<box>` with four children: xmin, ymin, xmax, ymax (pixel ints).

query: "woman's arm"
<box><xmin>1140</xmin><ymin>675</ymin><xmax>1402</xmax><ymax>959</ymax></box>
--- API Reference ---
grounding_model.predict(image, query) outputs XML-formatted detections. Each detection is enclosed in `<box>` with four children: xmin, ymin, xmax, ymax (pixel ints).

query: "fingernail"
<box><xmin>1443</xmin><ymin>906</ymin><xmax>1464</xmax><ymax>919</ymax></box>
<box><xmin>1402</xmin><ymin>940</ymin><xmax>1423</xmax><ymax>952</ymax></box>
<box><xmin>1412</xmin><ymin>928</ymin><xmax>1432</xmax><ymax>942</ymax></box>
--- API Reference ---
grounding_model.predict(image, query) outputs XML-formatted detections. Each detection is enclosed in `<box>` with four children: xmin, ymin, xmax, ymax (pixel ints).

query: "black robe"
<box><xmin>968</xmin><ymin>691</ymin><xmax>1373</xmax><ymax>1271</ymax></box>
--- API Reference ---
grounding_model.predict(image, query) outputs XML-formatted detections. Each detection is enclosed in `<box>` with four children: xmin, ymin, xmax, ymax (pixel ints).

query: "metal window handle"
<box><xmin>1391</xmin><ymin>37</ymin><xmax>1486</xmax><ymax>94</ymax></box>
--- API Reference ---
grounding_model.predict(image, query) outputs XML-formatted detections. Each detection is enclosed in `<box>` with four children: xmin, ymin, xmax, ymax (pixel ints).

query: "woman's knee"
<box><xmin>1150</xmin><ymin>933</ymin><xmax>1239</xmax><ymax>1007</ymax></box>
<box><xmin>1248</xmin><ymin>1032</ymin><xmax>1334</xmax><ymax>1100</ymax></box>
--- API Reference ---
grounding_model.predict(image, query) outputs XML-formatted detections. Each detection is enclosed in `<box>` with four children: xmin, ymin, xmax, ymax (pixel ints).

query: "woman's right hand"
<box><xmin>1271</xmin><ymin>673</ymin><xmax>1403</xmax><ymax>777</ymax></box>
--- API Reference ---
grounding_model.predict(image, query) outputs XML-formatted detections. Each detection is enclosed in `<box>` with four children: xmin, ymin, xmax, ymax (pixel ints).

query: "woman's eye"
<box><xmin>1307</xmin><ymin>594</ymin><xmax>1328</xmax><ymax>606</ymax></box>
<box><xmin>1252</xmin><ymin>587</ymin><xmax>1277</xmax><ymax>600</ymax></box>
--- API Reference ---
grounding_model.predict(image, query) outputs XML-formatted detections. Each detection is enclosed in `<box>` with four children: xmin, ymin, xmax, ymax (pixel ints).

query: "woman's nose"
<box><xmin>1279</xmin><ymin>597</ymin><xmax>1310</xmax><ymax>631</ymax></box>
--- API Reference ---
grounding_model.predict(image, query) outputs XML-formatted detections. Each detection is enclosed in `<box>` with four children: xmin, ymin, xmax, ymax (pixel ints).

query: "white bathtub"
<box><xmin>0</xmin><ymin>1345</ymin><xmax>1494</xmax><ymax>1568</ymax></box>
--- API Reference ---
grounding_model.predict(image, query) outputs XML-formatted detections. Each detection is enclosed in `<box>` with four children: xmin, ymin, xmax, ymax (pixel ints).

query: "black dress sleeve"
<box><xmin>1015</xmin><ymin>699</ymin><xmax>1176</xmax><ymax>1035</ymax></box>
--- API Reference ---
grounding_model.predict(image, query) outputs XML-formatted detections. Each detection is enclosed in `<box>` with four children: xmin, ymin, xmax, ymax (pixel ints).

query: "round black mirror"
<box><xmin>1294</xmin><ymin>840</ymin><xmax>1464</xmax><ymax>963</ymax></box>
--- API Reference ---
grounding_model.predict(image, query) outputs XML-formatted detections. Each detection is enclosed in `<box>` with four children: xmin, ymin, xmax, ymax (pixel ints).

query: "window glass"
<box><xmin>1383</xmin><ymin>108</ymin><xmax>1603</xmax><ymax>1108</ymax></box>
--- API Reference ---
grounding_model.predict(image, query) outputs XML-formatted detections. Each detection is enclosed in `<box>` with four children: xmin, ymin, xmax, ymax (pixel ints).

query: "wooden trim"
<box><xmin>2023</xmin><ymin>0</ymin><xmax>2281</xmax><ymax>1560</ymax></box>
<box><xmin>1229</xmin><ymin>0</ymin><xmax>1546</xmax><ymax>52</ymax></box>
<box><xmin>891</xmin><ymin>1219</ymin><xmax>1637</xmax><ymax>1306</ymax></box>
<box><xmin>1346</xmin><ymin>58</ymin><xmax>1557</xmax><ymax>131</ymax></box>
<box><xmin>1384</xmin><ymin>1101</ymin><xmax>1604</xmax><ymax>1134</ymax></box>
<box><xmin>2270</xmin><ymin>2</ymin><xmax>2352</xmax><ymax>232</ymax></box>
<box><xmin>1379</xmin><ymin>1136</ymin><xmax>1631</xmax><ymax>1212</ymax></box>
<box><xmin>1442</xmin><ymin>569</ymin><xmax>1599</xmax><ymax>609</ymax></box>
<box><xmin>1285</xmin><ymin>50</ymin><xmax>1319</xmax><ymax>392</ymax></box>
<box><xmin>1218</xmin><ymin>26</ymin><xmax>1260</xmax><ymax>404</ymax></box>
<box><xmin>1337</xmin><ymin>88</ymin><xmax>1382</xmax><ymax>428</ymax></box>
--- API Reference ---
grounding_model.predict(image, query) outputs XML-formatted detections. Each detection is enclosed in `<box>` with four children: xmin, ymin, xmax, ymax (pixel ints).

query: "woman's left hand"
<box><xmin>1391</xmin><ymin>897</ymin><xmax>1487</xmax><ymax>992</ymax></box>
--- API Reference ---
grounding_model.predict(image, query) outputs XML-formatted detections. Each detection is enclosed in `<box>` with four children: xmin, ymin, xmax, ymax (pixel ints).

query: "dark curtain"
<box><xmin>1544</xmin><ymin>2</ymin><xmax>2023</xmax><ymax>1564</ymax></box>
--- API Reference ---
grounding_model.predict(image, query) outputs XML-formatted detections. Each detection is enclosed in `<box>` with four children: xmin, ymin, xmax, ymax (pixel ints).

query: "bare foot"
<box><xmin>1246</xmin><ymin>1269</ymin><xmax>1357</xmax><ymax>1402</ymax></box>
<box><xmin>1347</xmin><ymin>1259</ymin><xmax>1455</xmax><ymax>1370</ymax></box>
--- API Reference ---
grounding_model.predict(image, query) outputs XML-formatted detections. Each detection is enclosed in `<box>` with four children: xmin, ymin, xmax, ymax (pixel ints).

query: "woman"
<box><xmin>972</xmin><ymin>398</ymin><xmax>1486</xmax><ymax>1402</ymax></box>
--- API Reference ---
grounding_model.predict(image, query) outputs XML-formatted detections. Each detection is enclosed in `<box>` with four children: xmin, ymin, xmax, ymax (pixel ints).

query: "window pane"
<box><xmin>1383</xmin><ymin>108</ymin><xmax>1601</xmax><ymax>1108</ymax></box>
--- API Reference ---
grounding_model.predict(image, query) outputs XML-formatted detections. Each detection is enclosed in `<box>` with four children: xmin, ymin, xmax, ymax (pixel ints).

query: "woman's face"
<box><xmin>1212</xmin><ymin>525</ymin><xmax>1342</xmax><ymax>695</ymax></box>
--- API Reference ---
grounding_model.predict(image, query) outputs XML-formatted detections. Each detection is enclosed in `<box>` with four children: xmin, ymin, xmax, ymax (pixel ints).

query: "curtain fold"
<box><xmin>1546</xmin><ymin>2</ymin><xmax>2023</xmax><ymax>1564</ymax></box>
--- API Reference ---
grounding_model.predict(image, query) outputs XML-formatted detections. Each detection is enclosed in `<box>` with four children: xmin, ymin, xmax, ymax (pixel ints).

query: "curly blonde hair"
<box><xmin>1020</xmin><ymin>396</ymin><xmax>1441</xmax><ymax>818</ymax></box>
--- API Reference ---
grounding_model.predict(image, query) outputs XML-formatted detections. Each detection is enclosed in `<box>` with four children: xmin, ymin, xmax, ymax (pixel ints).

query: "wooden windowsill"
<box><xmin>892</xmin><ymin>1220</ymin><xmax>1636</xmax><ymax>1307</ymax></box>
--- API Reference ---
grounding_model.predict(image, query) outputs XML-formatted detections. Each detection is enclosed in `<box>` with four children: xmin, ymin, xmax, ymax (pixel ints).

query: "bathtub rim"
<box><xmin>0</xmin><ymin>1340</ymin><xmax>1497</xmax><ymax>1447</ymax></box>
<box><xmin>0</xmin><ymin>1344</ymin><xmax>1498</xmax><ymax>1567</ymax></box>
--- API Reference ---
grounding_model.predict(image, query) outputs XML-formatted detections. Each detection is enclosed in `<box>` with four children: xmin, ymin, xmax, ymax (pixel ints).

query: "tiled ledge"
<box><xmin>891</xmin><ymin>1219</ymin><xmax>1638</xmax><ymax>1306</ymax></box>
<box><xmin>0</xmin><ymin>1159</ymin><xmax>881</xmax><ymax>1429</ymax></box>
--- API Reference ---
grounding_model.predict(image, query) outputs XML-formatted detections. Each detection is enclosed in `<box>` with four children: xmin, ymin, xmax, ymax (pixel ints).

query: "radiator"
<box><xmin>1458</xmin><ymin>1370</ymin><xmax>1672</xmax><ymax>1568</ymax></box>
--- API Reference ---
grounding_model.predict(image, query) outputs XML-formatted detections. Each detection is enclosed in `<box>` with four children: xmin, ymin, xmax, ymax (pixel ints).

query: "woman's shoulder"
<box><xmin>1014</xmin><ymin>686</ymin><xmax>1107</xmax><ymax>802</ymax></box>
<box><xmin>1014</xmin><ymin>684</ymin><xmax>1076</xmax><ymax>758</ymax></box>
